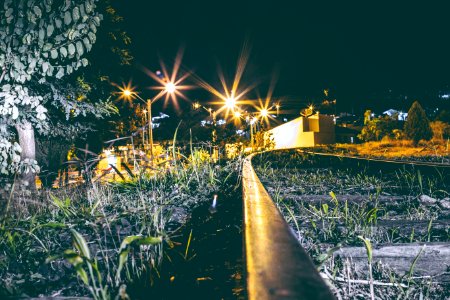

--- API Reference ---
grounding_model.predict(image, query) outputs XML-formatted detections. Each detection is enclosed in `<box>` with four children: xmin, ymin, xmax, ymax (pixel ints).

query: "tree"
<box><xmin>0</xmin><ymin>0</ymin><xmax>105</xmax><ymax>188</ymax></box>
<box><xmin>34</xmin><ymin>2</ymin><xmax>133</xmax><ymax>187</ymax></box>
<box><xmin>358</xmin><ymin>114</ymin><xmax>402</xmax><ymax>142</ymax></box>
<box><xmin>404</xmin><ymin>101</ymin><xmax>432</xmax><ymax>145</ymax></box>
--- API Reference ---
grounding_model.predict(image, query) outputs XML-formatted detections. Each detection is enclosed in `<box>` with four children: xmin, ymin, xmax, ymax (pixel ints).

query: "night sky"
<box><xmin>113</xmin><ymin>1</ymin><xmax>450</xmax><ymax>114</ymax></box>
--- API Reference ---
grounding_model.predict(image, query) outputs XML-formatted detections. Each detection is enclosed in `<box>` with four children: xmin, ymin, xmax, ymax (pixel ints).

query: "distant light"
<box><xmin>234</xmin><ymin>111</ymin><xmax>241</xmax><ymax>118</ymax></box>
<box><xmin>165</xmin><ymin>82</ymin><xmax>176</xmax><ymax>94</ymax></box>
<box><xmin>441</xmin><ymin>94</ymin><xmax>449</xmax><ymax>99</ymax></box>
<box><xmin>225</xmin><ymin>97</ymin><xmax>236</xmax><ymax>109</ymax></box>
<box><xmin>260</xmin><ymin>109</ymin><xmax>268</xmax><ymax>117</ymax></box>
<box><xmin>123</xmin><ymin>89</ymin><xmax>132</xmax><ymax>97</ymax></box>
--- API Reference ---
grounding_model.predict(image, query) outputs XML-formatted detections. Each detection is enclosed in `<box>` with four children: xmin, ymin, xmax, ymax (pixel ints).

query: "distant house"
<box><xmin>267</xmin><ymin>114</ymin><xmax>335</xmax><ymax>149</ymax></box>
<box><xmin>383</xmin><ymin>109</ymin><xmax>407</xmax><ymax>121</ymax></box>
<box><xmin>439</xmin><ymin>92</ymin><xmax>450</xmax><ymax>99</ymax></box>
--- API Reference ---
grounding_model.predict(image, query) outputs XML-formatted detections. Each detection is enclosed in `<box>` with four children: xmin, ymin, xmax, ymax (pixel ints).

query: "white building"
<box><xmin>267</xmin><ymin>114</ymin><xmax>335</xmax><ymax>149</ymax></box>
<box><xmin>383</xmin><ymin>109</ymin><xmax>408</xmax><ymax>121</ymax></box>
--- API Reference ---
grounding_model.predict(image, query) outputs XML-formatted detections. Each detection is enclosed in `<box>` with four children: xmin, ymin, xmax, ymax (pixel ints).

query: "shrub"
<box><xmin>430</xmin><ymin>121</ymin><xmax>450</xmax><ymax>140</ymax></box>
<box><xmin>358</xmin><ymin>115</ymin><xmax>402</xmax><ymax>142</ymax></box>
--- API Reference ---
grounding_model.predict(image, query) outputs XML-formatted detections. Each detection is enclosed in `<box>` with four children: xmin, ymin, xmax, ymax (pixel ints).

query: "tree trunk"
<box><xmin>15</xmin><ymin>122</ymin><xmax>36</xmax><ymax>190</ymax></box>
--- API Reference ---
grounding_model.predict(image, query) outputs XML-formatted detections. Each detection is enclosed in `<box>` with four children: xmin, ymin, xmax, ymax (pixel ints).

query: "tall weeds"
<box><xmin>0</xmin><ymin>144</ymin><xmax>242</xmax><ymax>298</ymax></box>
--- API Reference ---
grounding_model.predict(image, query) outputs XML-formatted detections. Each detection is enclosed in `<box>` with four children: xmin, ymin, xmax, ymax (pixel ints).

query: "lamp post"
<box><xmin>122</xmin><ymin>81</ymin><xmax>177</xmax><ymax>163</ymax></box>
<box><xmin>142</xmin><ymin>108</ymin><xmax>147</xmax><ymax>146</ymax></box>
<box><xmin>233</xmin><ymin>109</ymin><xmax>263</xmax><ymax>151</ymax></box>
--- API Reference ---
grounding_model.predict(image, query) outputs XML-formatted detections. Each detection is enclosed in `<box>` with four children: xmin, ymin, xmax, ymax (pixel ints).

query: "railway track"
<box><xmin>243</xmin><ymin>149</ymin><xmax>450</xmax><ymax>299</ymax></box>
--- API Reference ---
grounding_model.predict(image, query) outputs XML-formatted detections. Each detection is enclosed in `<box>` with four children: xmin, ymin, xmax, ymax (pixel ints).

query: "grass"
<box><xmin>0</xmin><ymin>148</ymin><xmax>242</xmax><ymax>299</ymax></box>
<box><xmin>253</xmin><ymin>149</ymin><xmax>450</xmax><ymax>299</ymax></box>
<box><xmin>313</xmin><ymin>139</ymin><xmax>450</xmax><ymax>164</ymax></box>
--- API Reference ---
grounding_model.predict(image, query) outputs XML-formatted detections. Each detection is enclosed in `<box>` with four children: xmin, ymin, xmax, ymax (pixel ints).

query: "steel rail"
<box><xmin>242</xmin><ymin>153</ymin><xmax>335</xmax><ymax>300</ymax></box>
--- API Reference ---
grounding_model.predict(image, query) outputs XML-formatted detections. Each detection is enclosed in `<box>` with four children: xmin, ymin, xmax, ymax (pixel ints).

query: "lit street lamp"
<box><xmin>233</xmin><ymin>108</ymin><xmax>268</xmax><ymax>151</ymax></box>
<box><xmin>275</xmin><ymin>103</ymin><xmax>280</xmax><ymax>116</ymax></box>
<box><xmin>260</xmin><ymin>108</ymin><xmax>268</xmax><ymax>118</ymax></box>
<box><xmin>225</xmin><ymin>96</ymin><xmax>236</xmax><ymax>109</ymax></box>
<box><xmin>121</xmin><ymin>81</ymin><xmax>177</xmax><ymax>162</ymax></box>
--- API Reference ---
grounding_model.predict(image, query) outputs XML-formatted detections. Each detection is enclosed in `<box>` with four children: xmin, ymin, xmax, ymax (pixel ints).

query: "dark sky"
<box><xmin>113</xmin><ymin>0</ymin><xmax>450</xmax><ymax>113</ymax></box>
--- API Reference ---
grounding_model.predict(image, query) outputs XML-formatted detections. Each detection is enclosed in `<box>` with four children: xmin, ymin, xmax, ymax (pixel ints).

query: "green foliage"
<box><xmin>61</xmin><ymin>229</ymin><xmax>109</xmax><ymax>300</ymax></box>
<box><xmin>0</xmin><ymin>145</ymin><xmax>241</xmax><ymax>298</ymax></box>
<box><xmin>253</xmin><ymin>150</ymin><xmax>449</xmax><ymax>299</ymax></box>
<box><xmin>358</xmin><ymin>114</ymin><xmax>402</xmax><ymax>142</ymax></box>
<box><xmin>254</xmin><ymin>131</ymin><xmax>275</xmax><ymax>150</ymax></box>
<box><xmin>404</xmin><ymin>101</ymin><xmax>433</xmax><ymax>144</ymax></box>
<box><xmin>0</xmin><ymin>0</ymin><xmax>102</xmax><ymax>85</ymax></box>
<box><xmin>0</xmin><ymin>0</ymin><xmax>106</xmax><ymax>176</ymax></box>
<box><xmin>0</xmin><ymin>0</ymin><xmax>132</xmax><ymax>182</ymax></box>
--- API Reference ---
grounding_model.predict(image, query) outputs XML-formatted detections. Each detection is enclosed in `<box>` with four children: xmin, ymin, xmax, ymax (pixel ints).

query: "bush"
<box><xmin>358</xmin><ymin>115</ymin><xmax>402</xmax><ymax>142</ymax></box>
<box><xmin>430</xmin><ymin>121</ymin><xmax>450</xmax><ymax>140</ymax></box>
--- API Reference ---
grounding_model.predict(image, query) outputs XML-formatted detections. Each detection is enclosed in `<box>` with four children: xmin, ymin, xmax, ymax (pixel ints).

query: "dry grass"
<box><xmin>335</xmin><ymin>139</ymin><xmax>450</xmax><ymax>161</ymax></box>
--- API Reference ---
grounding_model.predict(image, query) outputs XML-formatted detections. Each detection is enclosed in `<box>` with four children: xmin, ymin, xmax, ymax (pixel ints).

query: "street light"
<box><xmin>225</xmin><ymin>96</ymin><xmax>236</xmax><ymax>109</ymax></box>
<box><xmin>121</xmin><ymin>81</ymin><xmax>177</xmax><ymax>162</ymax></box>
<box><xmin>232</xmin><ymin>109</ymin><xmax>262</xmax><ymax>151</ymax></box>
<box><xmin>123</xmin><ymin>89</ymin><xmax>132</xmax><ymax>97</ymax></box>
<box><xmin>275</xmin><ymin>103</ymin><xmax>280</xmax><ymax>116</ymax></box>
<box><xmin>165</xmin><ymin>82</ymin><xmax>176</xmax><ymax>94</ymax></box>
<box><xmin>260</xmin><ymin>108</ymin><xmax>268</xmax><ymax>118</ymax></box>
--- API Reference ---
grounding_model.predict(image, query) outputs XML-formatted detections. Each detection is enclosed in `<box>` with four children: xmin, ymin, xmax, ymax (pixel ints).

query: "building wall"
<box><xmin>268</xmin><ymin>114</ymin><xmax>335</xmax><ymax>149</ymax></box>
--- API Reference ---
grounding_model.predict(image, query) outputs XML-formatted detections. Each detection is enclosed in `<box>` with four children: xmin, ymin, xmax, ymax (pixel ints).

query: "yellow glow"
<box><xmin>189</xmin><ymin>43</ymin><xmax>255</xmax><ymax>120</ymax></box>
<box><xmin>260</xmin><ymin>109</ymin><xmax>268</xmax><ymax>117</ymax></box>
<box><xmin>165</xmin><ymin>82</ymin><xmax>176</xmax><ymax>94</ymax></box>
<box><xmin>140</xmin><ymin>48</ymin><xmax>191</xmax><ymax>111</ymax></box>
<box><xmin>234</xmin><ymin>111</ymin><xmax>241</xmax><ymax>118</ymax></box>
<box><xmin>193</xmin><ymin>102</ymin><xmax>201</xmax><ymax>109</ymax></box>
<box><xmin>116</xmin><ymin>82</ymin><xmax>137</xmax><ymax>102</ymax></box>
<box><xmin>225</xmin><ymin>96</ymin><xmax>236</xmax><ymax>109</ymax></box>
